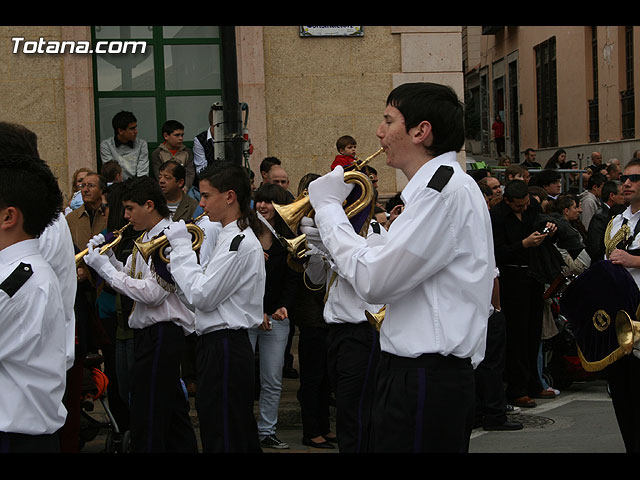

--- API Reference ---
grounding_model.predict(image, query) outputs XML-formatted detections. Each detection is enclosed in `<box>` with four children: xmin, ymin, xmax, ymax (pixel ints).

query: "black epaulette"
<box><xmin>230</xmin><ymin>234</ymin><xmax>245</xmax><ymax>252</ymax></box>
<box><xmin>370</xmin><ymin>222</ymin><xmax>381</xmax><ymax>234</ymax></box>
<box><xmin>0</xmin><ymin>262</ymin><xmax>33</xmax><ymax>298</ymax></box>
<box><xmin>427</xmin><ymin>165</ymin><xmax>454</xmax><ymax>193</ymax></box>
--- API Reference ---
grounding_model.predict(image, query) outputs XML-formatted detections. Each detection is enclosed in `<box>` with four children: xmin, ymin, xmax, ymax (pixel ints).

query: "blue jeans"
<box><xmin>248</xmin><ymin>317</ymin><xmax>290</xmax><ymax>438</ymax></box>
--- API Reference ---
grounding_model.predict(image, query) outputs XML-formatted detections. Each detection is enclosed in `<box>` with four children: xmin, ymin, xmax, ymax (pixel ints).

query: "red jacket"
<box><xmin>331</xmin><ymin>154</ymin><xmax>355</xmax><ymax>170</ymax></box>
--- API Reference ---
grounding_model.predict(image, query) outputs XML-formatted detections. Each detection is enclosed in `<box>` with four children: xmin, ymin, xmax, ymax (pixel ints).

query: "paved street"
<box><xmin>82</xmin><ymin>373</ymin><xmax>623</xmax><ymax>454</ymax></box>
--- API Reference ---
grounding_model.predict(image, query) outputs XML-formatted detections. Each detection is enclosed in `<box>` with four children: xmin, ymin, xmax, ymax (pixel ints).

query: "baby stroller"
<box><xmin>79</xmin><ymin>353</ymin><xmax>131</xmax><ymax>453</ymax></box>
<box><xmin>541</xmin><ymin>278</ymin><xmax>599</xmax><ymax>390</ymax></box>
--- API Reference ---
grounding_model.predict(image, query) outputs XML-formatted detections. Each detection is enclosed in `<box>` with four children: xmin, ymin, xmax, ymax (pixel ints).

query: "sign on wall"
<box><xmin>300</xmin><ymin>26</ymin><xmax>364</xmax><ymax>37</ymax></box>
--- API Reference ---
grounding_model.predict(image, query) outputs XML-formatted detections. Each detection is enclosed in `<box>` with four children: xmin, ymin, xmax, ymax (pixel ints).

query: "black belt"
<box><xmin>380</xmin><ymin>351</ymin><xmax>471</xmax><ymax>368</ymax></box>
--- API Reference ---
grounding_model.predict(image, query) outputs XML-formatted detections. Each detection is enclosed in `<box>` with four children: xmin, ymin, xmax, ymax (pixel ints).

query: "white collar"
<box><xmin>146</xmin><ymin>217</ymin><xmax>171</xmax><ymax>240</ymax></box>
<box><xmin>0</xmin><ymin>238</ymin><xmax>40</xmax><ymax>267</ymax></box>
<box><xmin>400</xmin><ymin>151</ymin><xmax>457</xmax><ymax>205</ymax></box>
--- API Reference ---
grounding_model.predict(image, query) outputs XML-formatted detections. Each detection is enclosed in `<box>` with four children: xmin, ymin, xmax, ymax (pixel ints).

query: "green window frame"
<box><xmin>91</xmin><ymin>26</ymin><xmax>223</xmax><ymax>169</ymax></box>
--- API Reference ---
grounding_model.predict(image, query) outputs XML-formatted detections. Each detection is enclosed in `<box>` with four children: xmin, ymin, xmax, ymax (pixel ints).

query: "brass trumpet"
<box><xmin>75</xmin><ymin>222</ymin><xmax>132</xmax><ymax>267</ymax></box>
<box><xmin>273</xmin><ymin>147</ymin><xmax>384</xmax><ymax>257</ymax></box>
<box><xmin>135</xmin><ymin>213</ymin><xmax>206</xmax><ymax>264</ymax></box>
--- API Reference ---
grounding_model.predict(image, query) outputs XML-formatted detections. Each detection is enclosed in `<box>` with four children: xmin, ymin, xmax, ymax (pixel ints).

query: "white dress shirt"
<box><xmin>312</xmin><ymin>151</ymin><xmax>495</xmax><ymax>367</ymax></box>
<box><xmin>38</xmin><ymin>212</ymin><xmax>77</xmax><ymax>370</ymax></box>
<box><xmin>607</xmin><ymin>206</ymin><xmax>640</xmax><ymax>359</ymax></box>
<box><xmin>168</xmin><ymin>220</ymin><xmax>265</xmax><ymax>335</ymax></box>
<box><xmin>96</xmin><ymin>218</ymin><xmax>195</xmax><ymax>334</ymax></box>
<box><xmin>0</xmin><ymin>239</ymin><xmax>68</xmax><ymax>434</ymax></box>
<box><xmin>306</xmin><ymin>222</ymin><xmax>387</xmax><ymax>325</ymax></box>
<box><xmin>192</xmin><ymin>128</ymin><xmax>213</xmax><ymax>174</ymax></box>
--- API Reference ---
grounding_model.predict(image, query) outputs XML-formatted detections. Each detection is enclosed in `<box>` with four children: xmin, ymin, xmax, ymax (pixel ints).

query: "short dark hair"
<box><xmin>260</xmin><ymin>157</ymin><xmax>281</xmax><ymax>175</ymax></box>
<box><xmin>336</xmin><ymin>135</ymin><xmax>357</xmax><ymax>152</ymax></box>
<box><xmin>601</xmin><ymin>180</ymin><xmax>621</xmax><ymax>203</ymax></box>
<box><xmin>525</xmin><ymin>148</ymin><xmax>536</xmax><ymax>156</ymax></box>
<box><xmin>101</xmin><ymin>160</ymin><xmax>122</xmax><ymax>183</ymax></box>
<box><xmin>505</xmin><ymin>164</ymin><xmax>525</xmax><ymax>181</ymax></box>
<box><xmin>504</xmin><ymin>179</ymin><xmax>529</xmax><ymax>201</ymax></box>
<box><xmin>112</xmin><ymin>111</ymin><xmax>137</xmax><ymax>135</ymax></box>
<box><xmin>200</xmin><ymin>162</ymin><xmax>261</xmax><ymax>234</ymax></box>
<box><xmin>478</xmin><ymin>183</ymin><xmax>493</xmax><ymax>198</ymax></box>
<box><xmin>0</xmin><ymin>154</ymin><xmax>63</xmax><ymax>237</ymax></box>
<box><xmin>0</xmin><ymin>121</ymin><xmax>39</xmax><ymax>156</ymax></box>
<box><xmin>386</xmin><ymin>82</ymin><xmax>465</xmax><ymax>157</ymax></box>
<box><xmin>161</xmin><ymin>119</ymin><xmax>184</xmax><ymax>136</ymax></box>
<box><xmin>532</xmin><ymin>169</ymin><xmax>561</xmax><ymax>188</ymax></box>
<box><xmin>83</xmin><ymin>172</ymin><xmax>107</xmax><ymax>193</ymax></box>
<box><xmin>527</xmin><ymin>185</ymin><xmax>549</xmax><ymax>203</ymax></box>
<box><xmin>553</xmin><ymin>194</ymin><xmax>577</xmax><ymax>214</ymax></box>
<box><xmin>159</xmin><ymin>160</ymin><xmax>186</xmax><ymax>184</ymax></box>
<box><xmin>587</xmin><ymin>173</ymin><xmax>607</xmax><ymax>190</ymax></box>
<box><xmin>121</xmin><ymin>175</ymin><xmax>170</xmax><ymax>218</ymax></box>
<box><xmin>626</xmin><ymin>158</ymin><xmax>640</xmax><ymax>170</ymax></box>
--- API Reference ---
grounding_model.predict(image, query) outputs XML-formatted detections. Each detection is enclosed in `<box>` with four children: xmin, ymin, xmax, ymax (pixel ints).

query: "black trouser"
<box><xmin>371</xmin><ymin>352</ymin><xmax>475</xmax><ymax>453</ymax></box>
<box><xmin>474</xmin><ymin>310</ymin><xmax>508</xmax><ymax>426</ymax></box>
<box><xmin>500</xmin><ymin>267</ymin><xmax>544</xmax><ymax>399</ymax></box>
<box><xmin>130</xmin><ymin>321</ymin><xmax>197</xmax><ymax>453</ymax></box>
<box><xmin>0</xmin><ymin>431</ymin><xmax>60</xmax><ymax>453</ymax></box>
<box><xmin>327</xmin><ymin>321</ymin><xmax>380</xmax><ymax>453</ymax></box>
<box><xmin>297</xmin><ymin>325</ymin><xmax>332</xmax><ymax>440</ymax></box>
<box><xmin>605</xmin><ymin>354</ymin><xmax>640</xmax><ymax>452</ymax></box>
<box><xmin>195</xmin><ymin>328</ymin><xmax>261</xmax><ymax>453</ymax></box>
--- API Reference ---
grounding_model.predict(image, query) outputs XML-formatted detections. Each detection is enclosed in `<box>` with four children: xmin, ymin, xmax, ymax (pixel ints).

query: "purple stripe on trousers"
<box><xmin>222</xmin><ymin>337</ymin><xmax>230</xmax><ymax>453</ymax></box>
<box><xmin>413</xmin><ymin>367</ymin><xmax>426</xmax><ymax>452</ymax></box>
<box><xmin>147</xmin><ymin>324</ymin><xmax>164</xmax><ymax>452</ymax></box>
<box><xmin>356</xmin><ymin>330</ymin><xmax>378</xmax><ymax>452</ymax></box>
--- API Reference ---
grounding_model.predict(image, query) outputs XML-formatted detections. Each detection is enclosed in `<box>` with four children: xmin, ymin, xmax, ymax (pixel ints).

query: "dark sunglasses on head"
<box><xmin>621</xmin><ymin>174</ymin><xmax>640</xmax><ymax>183</ymax></box>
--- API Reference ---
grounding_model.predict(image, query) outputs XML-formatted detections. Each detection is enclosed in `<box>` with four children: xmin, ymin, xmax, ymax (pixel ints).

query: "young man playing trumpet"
<box><xmin>164</xmin><ymin>162</ymin><xmax>265</xmax><ymax>453</ymax></box>
<box><xmin>303</xmin><ymin>82</ymin><xmax>495</xmax><ymax>453</ymax></box>
<box><xmin>83</xmin><ymin>176</ymin><xmax>198</xmax><ymax>453</ymax></box>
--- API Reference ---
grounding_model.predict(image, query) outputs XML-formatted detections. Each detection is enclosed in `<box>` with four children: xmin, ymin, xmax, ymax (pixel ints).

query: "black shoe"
<box><xmin>483</xmin><ymin>420</ymin><xmax>524</xmax><ymax>431</ymax></box>
<box><xmin>260</xmin><ymin>434</ymin><xmax>290</xmax><ymax>450</ymax></box>
<box><xmin>322</xmin><ymin>434</ymin><xmax>337</xmax><ymax>443</ymax></box>
<box><xmin>302</xmin><ymin>437</ymin><xmax>335</xmax><ymax>449</ymax></box>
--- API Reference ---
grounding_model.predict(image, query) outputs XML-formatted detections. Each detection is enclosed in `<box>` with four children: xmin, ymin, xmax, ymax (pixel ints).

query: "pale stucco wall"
<box><xmin>0</xmin><ymin>26</ymin><xmax>95</xmax><ymax>203</ymax></box>
<box><xmin>260</xmin><ymin>26</ymin><xmax>464</xmax><ymax>196</ymax></box>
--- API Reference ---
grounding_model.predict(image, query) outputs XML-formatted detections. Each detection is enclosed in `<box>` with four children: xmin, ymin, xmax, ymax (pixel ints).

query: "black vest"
<box><xmin>195</xmin><ymin>130</ymin><xmax>216</xmax><ymax>166</ymax></box>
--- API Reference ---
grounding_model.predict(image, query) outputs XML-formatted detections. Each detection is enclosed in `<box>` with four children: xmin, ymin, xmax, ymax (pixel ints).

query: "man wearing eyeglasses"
<box><xmin>65</xmin><ymin>173</ymin><xmax>108</xmax><ymax>281</ymax></box>
<box><xmin>605</xmin><ymin>158</ymin><xmax>640</xmax><ymax>453</ymax></box>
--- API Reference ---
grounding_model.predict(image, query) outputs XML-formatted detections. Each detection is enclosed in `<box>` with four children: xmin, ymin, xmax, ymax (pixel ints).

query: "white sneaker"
<box><xmin>546</xmin><ymin>387</ymin><xmax>560</xmax><ymax>396</ymax></box>
<box><xmin>506</xmin><ymin>404</ymin><xmax>521</xmax><ymax>415</ymax></box>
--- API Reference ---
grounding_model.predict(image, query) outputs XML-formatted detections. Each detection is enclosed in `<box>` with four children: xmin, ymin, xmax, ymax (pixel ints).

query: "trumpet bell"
<box><xmin>273</xmin><ymin>193</ymin><xmax>314</xmax><ymax>236</ymax></box>
<box><xmin>280</xmin><ymin>233</ymin><xmax>308</xmax><ymax>260</ymax></box>
<box><xmin>616</xmin><ymin>310</ymin><xmax>640</xmax><ymax>355</ymax></box>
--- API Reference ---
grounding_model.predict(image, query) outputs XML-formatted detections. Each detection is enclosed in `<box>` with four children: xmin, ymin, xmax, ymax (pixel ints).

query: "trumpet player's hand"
<box><xmin>165</xmin><ymin>220</ymin><xmax>191</xmax><ymax>248</ymax></box>
<box><xmin>84</xmin><ymin>238</ymin><xmax>113</xmax><ymax>277</ymax></box>
<box><xmin>88</xmin><ymin>233</ymin><xmax>105</xmax><ymax>250</ymax></box>
<box><xmin>308</xmin><ymin>165</ymin><xmax>354</xmax><ymax>212</ymax></box>
<box><xmin>299</xmin><ymin>217</ymin><xmax>329</xmax><ymax>256</ymax></box>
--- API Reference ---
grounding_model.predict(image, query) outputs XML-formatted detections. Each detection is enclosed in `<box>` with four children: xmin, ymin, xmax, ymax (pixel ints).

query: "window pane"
<box><xmin>163</xmin><ymin>26</ymin><xmax>219</xmax><ymax>38</ymax></box>
<box><xmin>95</xmin><ymin>26</ymin><xmax>153</xmax><ymax>39</ymax></box>
<box><xmin>164</xmin><ymin>44</ymin><xmax>221</xmax><ymax>90</ymax></box>
<box><xmin>98</xmin><ymin>97</ymin><xmax>157</xmax><ymax>144</ymax></box>
<box><xmin>166</xmin><ymin>95</ymin><xmax>221</xmax><ymax>140</ymax></box>
<box><xmin>96</xmin><ymin>47</ymin><xmax>155</xmax><ymax>91</ymax></box>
